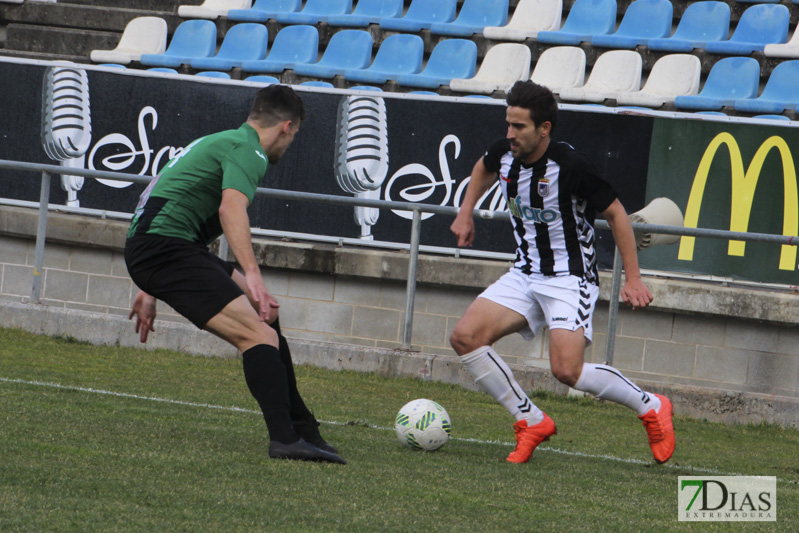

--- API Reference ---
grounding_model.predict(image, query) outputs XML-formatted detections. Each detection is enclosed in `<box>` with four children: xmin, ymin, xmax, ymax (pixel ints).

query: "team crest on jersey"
<box><xmin>537</xmin><ymin>179</ymin><xmax>550</xmax><ymax>197</ymax></box>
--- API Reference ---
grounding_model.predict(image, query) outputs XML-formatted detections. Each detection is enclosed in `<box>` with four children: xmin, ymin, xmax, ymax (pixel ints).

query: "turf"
<box><xmin>0</xmin><ymin>328</ymin><xmax>796</xmax><ymax>532</ymax></box>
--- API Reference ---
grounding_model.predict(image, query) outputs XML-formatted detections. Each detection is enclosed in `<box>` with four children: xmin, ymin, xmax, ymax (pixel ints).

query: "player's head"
<box><xmin>506</xmin><ymin>81</ymin><xmax>558</xmax><ymax>132</ymax></box>
<box><xmin>504</xmin><ymin>81</ymin><xmax>557</xmax><ymax>163</ymax></box>
<box><xmin>248</xmin><ymin>85</ymin><xmax>306</xmax><ymax>164</ymax></box>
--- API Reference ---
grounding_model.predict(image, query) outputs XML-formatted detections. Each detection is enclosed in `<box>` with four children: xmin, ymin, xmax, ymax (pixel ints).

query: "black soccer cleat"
<box><xmin>268</xmin><ymin>438</ymin><xmax>347</xmax><ymax>464</ymax></box>
<box><xmin>292</xmin><ymin>417</ymin><xmax>339</xmax><ymax>454</ymax></box>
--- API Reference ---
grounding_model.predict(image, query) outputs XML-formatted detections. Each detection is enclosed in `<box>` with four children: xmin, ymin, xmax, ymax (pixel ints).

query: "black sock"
<box><xmin>241</xmin><ymin>344</ymin><xmax>298</xmax><ymax>444</ymax></box>
<box><xmin>271</xmin><ymin>318</ymin><xmax>313</xmax><ymax>422</ymax></box>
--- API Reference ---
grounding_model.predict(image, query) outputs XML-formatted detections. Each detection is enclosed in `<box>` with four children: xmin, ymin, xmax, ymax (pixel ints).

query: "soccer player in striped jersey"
<box><xmin>449</xmin><ymin>81</ymin><xmax>675</xmax><ymax>465</ymax></box>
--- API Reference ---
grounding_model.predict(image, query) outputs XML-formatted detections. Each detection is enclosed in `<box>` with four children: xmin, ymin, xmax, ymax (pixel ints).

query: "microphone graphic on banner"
<box><xmin>41</xmin><ymin>63</ymin><xmax>92</xmax><ymax>208</ymax></box>
<box><xmin>334</xmin><ymin>95</ymin><xmax>389</xmax><ymax>240</ymax></box>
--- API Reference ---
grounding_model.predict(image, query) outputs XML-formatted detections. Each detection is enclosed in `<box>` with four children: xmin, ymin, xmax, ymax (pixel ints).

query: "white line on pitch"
<box><xmin>1</xmin><ymin>376</ymin><xmax>793</xmax><ymax>483</ymax></box>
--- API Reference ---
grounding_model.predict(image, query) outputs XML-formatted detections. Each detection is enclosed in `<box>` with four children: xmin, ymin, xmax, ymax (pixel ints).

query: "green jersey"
<box><xmin>127</xmin><ymin>123</ymin><xmax>268</xmax><ymax>244</ymax></box>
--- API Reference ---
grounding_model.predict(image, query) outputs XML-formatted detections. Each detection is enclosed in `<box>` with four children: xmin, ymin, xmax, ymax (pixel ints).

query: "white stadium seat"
<box><xmin>530</xmin><ymin>46</ymin><xmax>585</xmax><ymax>94</ymax></box>
<box><xmin>558</xmin><ymin>50</ymin><xmax>641</xmax><ymax>103</ymax></box>
<box><xmin>90</xmin><ymin>17</ymin><xmax>168</xmax><ymax>65</ymax></box>
<box><xmin>178</xmin><ymin>0</ymin><xmax>252</xmax><ymax>20</ymax></box>
<box><xmin>616</xmin><ymin>54</ymin><xmax>701</xmax><ymax>108</ymax></box>
<box><xmin>450</xmin><ymin>43</ymin><xmax>531</xmax><ymax>95</ymax></box>
<box><xmin>483</xmin><ymin>0</ymin><xmax>562</xmax><ymax>41</ymax></box>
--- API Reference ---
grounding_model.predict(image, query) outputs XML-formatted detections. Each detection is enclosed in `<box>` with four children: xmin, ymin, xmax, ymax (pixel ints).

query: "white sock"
<box><xmin>461</xmin><ymin>346</ymin><xmax>544</xmax><ymax>425</ymax></box>
<box><xmin>574</xmin><ymin>363</ymin><xmax>660</xmax><ymax>416</ymax></box>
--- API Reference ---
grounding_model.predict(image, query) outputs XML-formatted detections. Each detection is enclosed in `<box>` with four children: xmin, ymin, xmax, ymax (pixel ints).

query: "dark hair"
<box><xmin>506</xmin><ymin>81</ymin><xmax>558</xmax><ymax>133</ymax></box>
<box><xmin>249</xmin><ymin>85</ymin><xmax>306</xmax><ymax>126</ymax></box>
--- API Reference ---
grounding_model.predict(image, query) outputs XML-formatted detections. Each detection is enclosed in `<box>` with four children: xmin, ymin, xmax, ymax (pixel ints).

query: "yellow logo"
<box><xmin>678</xmin><ymin>132</ymin><xmax>798</xmax><ymax>271</ymax></box>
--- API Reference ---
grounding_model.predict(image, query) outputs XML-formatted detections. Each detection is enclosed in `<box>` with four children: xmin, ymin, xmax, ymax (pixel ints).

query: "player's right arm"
<box><xmin>450</xmin><ymin>157</ymin><xmax>497</xmax><ymax>247</ymax></box>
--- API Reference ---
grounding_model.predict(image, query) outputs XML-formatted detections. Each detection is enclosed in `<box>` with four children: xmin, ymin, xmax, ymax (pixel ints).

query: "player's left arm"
<box><xmin>602</xmin><ymin>199</ymin><xmax>654</xmax><ymax>310</ymax></box>
<box><xmin>129</xmin><ymin>290</ymin><xmax>157</xmax><ymax>343</ymax></box>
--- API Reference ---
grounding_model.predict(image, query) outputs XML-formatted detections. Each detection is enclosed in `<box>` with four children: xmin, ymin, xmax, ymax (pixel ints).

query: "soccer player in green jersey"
<box><xmin>125</xmin><ymin>85</ymin><xmax>345</xmax><ymax>464</ymax></box>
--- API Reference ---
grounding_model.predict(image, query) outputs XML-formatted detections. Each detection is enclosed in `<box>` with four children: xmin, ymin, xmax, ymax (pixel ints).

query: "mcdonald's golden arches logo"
<box><xmin>678</xmin><ymin>132</ymin><xmax>798</xmax><ymax>271</ymax></box>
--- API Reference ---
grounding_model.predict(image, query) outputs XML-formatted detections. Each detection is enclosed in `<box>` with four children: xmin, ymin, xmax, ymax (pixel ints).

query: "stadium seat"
<box><xmin>148</xmin><ymin>68</ymin><xmax>179</xmax><ymax>74</ymax></box>
<box><xmin>299</xmin><ymin>80</ymin><xmax>335</xmax><ymax>88</ymax></box>
<box><xmin>246</xmin><ymin>75</ymin><xmax>280</xmax><ymax>83</ymax></box>
<box><xmin>530</xmin><ymin>46</ymin><xmax>585</xmax><ymax>94</ymax></box>
<box><xmin>350</xmin><ymin>86</ymin><xmax>384</xmax><ymax>91</ymax></box>
<box><xmin>429</xmin><ymin>0</ymin><xmax>509</xmax><ymax>37</ymax></box>
<box><xmin>647</xmin><ymin>1</ymin><xmax>730</xmax><ymax>53</ymax></box>
<box><xmin>178</xmin><ymin>0</ymin><xmax>251</xmax><ymax>20</ymax></box>
<box><xmin>276</xmin><ymin>0</ymin><xmax>353</xmax><ymax>25</ymax></box>
<box><xmin>195</xmin><ymin>71</ymin><xmax>231</xmax><ymax>79</ymax></box>
<box><xmin>753</xmin><ymin>115</ymin><xmax>792</xmax><ymax>122</ymax></box>
<box><xmin>483</xmin><ymin>0</ymin><xmax>562</xmax><ymax>42</ymax></box>
<box><xmin>140</xmin><ymin>19</ymin><xmax>217</xmax><ymax>68</ymax></box>
<box><xmin>704</xmin><ymin>4</ymin><xmax>789</xmax><ymax>56</ymax></box>
<box><xmin>590</xmin><ymin>0</ymin><xmax>672</xmax><ymax>50</ymax></box>
<box><xmin>240</xmin><ymin>25</ymin><xmax>318</xmax><ymax>73</ymax></box>
<box><xmin>343</xmin><ymin>34</ymin><xmax>424</xmax><ymax>84</ymax></box>
<box><xmin>764</xmin><ymin>23</ymin><xmax>799</xmax><ymax>59</ymax></box>
<box><xmin>558</xmin><ymin>50</ymin><xmax>642</xmax><ymax>103</ymax></box>
<box><xmin>379</xmin><ymin>0</ymin><xmax>457</xmax><ymax>33</ymax></box>
<box><xmin>228</xmin><ymin>0</ymin><xmax>301</xmax><ymax>22</ymax></box>
<box><xmin>536</xmin><ymin>0</ymin><xmax>616</xmax><ymax>46</ymax></box>
<box><xmin>189</xmin><ymin>23</ymin><xmax>268</xmax><ymax>71</ymax></box>
<box><xmin>293</xmin><ymin>29</ymin><xmax>372</xmax><ymax>79</ymax></box>
<box><xmin>450</xmin><ymin>43</ymin><xmax>531</xmax><ymax>95</ymax></box>
<box><xmin>98</xmin><ymin>64</ymin><xmax>128</xmax><ymax>69</ymax></box>
<box><xmin>673</xmin><ymin>57</ymin><xmax>760</xmax><ymax>111</ymax></box>
<box><xmin>395</xmin><ymin>39</ymin><xmax>478</xmax><ymax>89</ymax></box>
<box><xmin>615</xmin><ymin>54</ymin><xmax>701</xmax><ymax>108</ymax></box>
<box><xmin>327</xmin><ymin>0</ymin><xmax>403</xmax><ymax>28</ymax></box>
<box><xmin>733</xmin><ymin>61</ymin><xmax>799</xmax><ymax>114</ymax></box>
<box><xmin>90</xmin><ymin>16</ymin><xmax>168</xmax><ymax>65</ymax></box>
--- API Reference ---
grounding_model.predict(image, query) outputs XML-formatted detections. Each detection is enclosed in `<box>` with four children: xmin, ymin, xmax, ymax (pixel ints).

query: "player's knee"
<box><xmin>551</xmin><ymin>365</ymin><xmax>580</xmax><ymax>387</ymax></box>
<box><xmin>449</xmin><ymin>326</ymin><xmax>481</xmax><ymax>356</ymax></box>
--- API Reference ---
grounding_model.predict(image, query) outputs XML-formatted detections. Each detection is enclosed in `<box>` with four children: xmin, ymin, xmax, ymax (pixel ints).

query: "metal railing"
<box><xmin>1</xmin><ymin>158</ymin><xmax>797</xmax><ymax>365</ymax></box>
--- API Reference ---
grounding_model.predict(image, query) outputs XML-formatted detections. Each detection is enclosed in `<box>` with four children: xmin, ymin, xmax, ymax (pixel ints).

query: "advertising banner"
<box><xmin>0</xmin><ymin>58</ymin><xmax>653</xmax><ymax>271</ymax></box>
<box><xmin>643</xmin><ymin>118</ymin><xmax>799</xmax><ymax>285</ymax></box>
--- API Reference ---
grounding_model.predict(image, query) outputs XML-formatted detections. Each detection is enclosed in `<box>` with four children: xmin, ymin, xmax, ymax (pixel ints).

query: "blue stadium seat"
<box><xmin>245</xmin><ymin>75</ymin><xmax>280</xmax><ymax>83</ymax></box>
<box><xmin>590</xmin><ymin>0</ymin><xmax>672</xmax><ymax>50</ymax></box>
<box><xmin>276</xmin><ymin>0</ymin><xmax>353</xmax><ymax>25</ymax></box>
<box><xmin>299</xmin><ymin>81</ymin><xmax>335</xmax><ymax>88</ymax></box>
<box><xmin>293</xmin><ymin>30</ymin><xmax>373</xmax><ymax>79</ymax></box>
<box><xmin>429</xmin><ymin>0</ymin><xmax>509</xmax><ymax>37</ymax></box>
<box><xmin>240</xmin><ymin>25</ymin><xmax>319</xmax><ymax>73</ymax></box>
<box><xmin>228</xmin><ymin>0</ymin><xmax>301</xmax><ymax>22</ymax></box>
<box><xmin>350</xmin><ymin>86</ymin><xmax>384</xmax><ymax>91</ymax></box>
<box><xmin>195</xmin><ymin>71</ymin><xmax>231</xmax><ymax>79</ymax></box>
<box><xmin>379</xmin><ymin>0</ymin><xmax>457</xmax><ymax>33</ymax></box>
<box><xmin>704</xmin><ymin>4</ymin><xmax>789</xmax><ymax>56</ymax></box>
<box><xmin>536</xmin><ymin>0</ymin><xmax>616</xmax><ymax>45</ymax></box>
<box><xmin>140</xmin><ymin>19</ymin><xmax>217</xmax><ymax>68</ymax></box>
<box><xmin>189</xmin><ymin>23</ymin><xmax>268</xmax><ymax>71</ymax></box>
<box><xmin>673</xmin><ymin>57</ymin><xmax>760</xmax><ymax>111</ymax></box>
<box><xmin>327</xmin><ymin>0</ymin><xmax>403</xmax><ymax>28</ymax></box>
<box><xmin>753</xmin><ymin>115</ymin><xmax>792</xmax><ymax>122</ymax></box>
<box><xmin>147</xmin><ymin>68</ymin><xmax>179</xmax><ymax>74</ymax></box>
<box><xmin>395</xmin><ymin>39</ymin><xmax>478</xmax><ymax>89</ymax></box>
<box><xmin>344</xmin><ymin>34</ymin><xmax>424</xmax><ymax>84</ymax></box>
<box><xmin>733</xmin><ymin>61</ymin><xmax>799</xmax><ymax>114</ymax></box>
<box><xmin>647</xmin><ymin>2</ymin><xmax>730</xmax><ymax>53</ymax></box>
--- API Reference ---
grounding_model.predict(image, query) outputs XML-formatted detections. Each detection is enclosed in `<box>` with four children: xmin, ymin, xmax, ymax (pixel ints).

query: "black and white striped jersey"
<box><xmin>482</xmin><ymin>138</ymin><xmax>618</xmax><ymax>283</ymax></box>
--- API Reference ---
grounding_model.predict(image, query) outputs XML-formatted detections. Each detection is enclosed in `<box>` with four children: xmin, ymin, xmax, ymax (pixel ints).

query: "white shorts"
<box><xmin>478</xmin><ymin>269</ymin><xmax>600</xmax><ymax>344</ymax></box>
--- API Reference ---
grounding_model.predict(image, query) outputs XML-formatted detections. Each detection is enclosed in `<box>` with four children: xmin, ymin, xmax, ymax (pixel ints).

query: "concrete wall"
<box><xmin>1</xmin><ymin>204</ymin><xmax>798</xmax><ymax>427</ymax></box>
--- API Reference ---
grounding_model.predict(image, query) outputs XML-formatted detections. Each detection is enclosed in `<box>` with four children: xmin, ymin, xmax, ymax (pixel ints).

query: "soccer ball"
<box><xmin>394</xmin><ymin>398</ymin><xmax>451</xmax><ymax>451</ymax></box>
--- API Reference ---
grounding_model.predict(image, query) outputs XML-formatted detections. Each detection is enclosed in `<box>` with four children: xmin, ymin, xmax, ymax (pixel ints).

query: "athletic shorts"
<box><xmin>478</xmin><ymin>268</ymin><xmax>600</xmax><ymax>344</ymax></box>
<box><xmin>124</xmin><ymin>235</ymin><xmax>242</xmax><ymax>329</ymax></box>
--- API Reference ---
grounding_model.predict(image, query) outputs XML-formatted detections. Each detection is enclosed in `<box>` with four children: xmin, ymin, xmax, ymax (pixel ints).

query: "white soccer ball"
<box><xmin>394</xmin><ymin>398</ymin><xmax>452</xmax><ymax>451</ymax></box>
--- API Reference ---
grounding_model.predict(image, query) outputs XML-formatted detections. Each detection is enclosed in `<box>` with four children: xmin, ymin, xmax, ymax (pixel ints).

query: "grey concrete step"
<box><xmin>5</xmin><ymin>24</ymin><xmax>118</xmax><ymax>58</ymax></box>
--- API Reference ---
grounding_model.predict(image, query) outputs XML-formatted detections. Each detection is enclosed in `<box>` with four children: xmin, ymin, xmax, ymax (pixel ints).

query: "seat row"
<box><xmin>179</xmin><ymin>0</ymin><xmax>512</xmax><ymax>38</ymax></box>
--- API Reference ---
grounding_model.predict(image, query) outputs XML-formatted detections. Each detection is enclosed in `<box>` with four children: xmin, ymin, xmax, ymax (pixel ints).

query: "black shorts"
<box><xmin>124</xmin><ymin>235</ymin><xmax>243</xmax><ymax>329</ymax></box>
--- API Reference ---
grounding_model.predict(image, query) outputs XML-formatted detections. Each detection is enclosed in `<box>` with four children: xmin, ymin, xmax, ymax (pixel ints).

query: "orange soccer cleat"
<box><xmin>507</xmin><ymin>414</ymin><xmax>557</xmax><ymax>464</ymax></box>
<box><xmin>639</xmin><ymin>394</ymin><xmax>675</xmax><ymax>464</ymax></box>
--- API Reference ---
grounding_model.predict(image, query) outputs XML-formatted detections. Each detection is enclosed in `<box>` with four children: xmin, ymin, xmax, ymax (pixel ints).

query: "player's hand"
<box><xmin>129</xmin><ymin>290</ymin><xmax>157</xmax><ymax>343</ymax></box>
<box><xmin>245</xmin><ymin>269</ymin><xmax>279</xmax><ymax>322</ymax></box>
<box><xmin>450</xmin><ymin>214</ymin><xmax>475</xmax><ymax>248</ymax></box>
<box><xmin>621</xmin><ymin>278</ymin><xmax>654</xmax><ymax>310</ymax></box>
